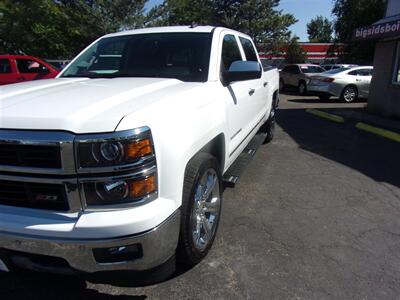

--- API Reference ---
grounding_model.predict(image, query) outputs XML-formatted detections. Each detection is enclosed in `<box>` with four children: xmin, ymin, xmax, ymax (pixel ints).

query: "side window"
<box><xmin>357</xmin><ymin>69</ymin><xmax>372</xmax><ymax>76</ymax></box>
<box><xmin>239</xmin><ymin>37</ymin><xmax>258</xmax><ymax>62</ymax></box>
<box><xmin>291</xmin><ymin>66</ymin><xmax>300</xmax><ymax>74</ymax></box>
<box><xmin>16</xmin><ymin>59</ymin><xmax>48</xmax><ymax>73</ymax></box>
<box><xmin>282</xmin><ymin>66</ymin><xmax>290</xmax><ymax>73</ymax></box>
<box><xmin>0</xmin><ymin>59</ymin><xmax>11</xmax><ymax>73</ymax></box>
<box><xmin>348</xmin><ymin>70</ymin><xmax>358</xmax><ymax>76</ymax></box>
<box><xmin>221</xmin><ymin>34</ymin><xmax>242</xmax><ymax>71</ymax></box>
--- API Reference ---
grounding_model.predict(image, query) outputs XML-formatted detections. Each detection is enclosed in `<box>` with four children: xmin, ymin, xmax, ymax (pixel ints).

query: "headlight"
<box><xmin>77</xmin><ymin>128</ymin><xmax>154</xmax><ymax>169</ymax></box>
<box><xmin>76</xmin><ymin>127</ymin><xmax>158</xmax><ymax>206</ymax></box>
<box><xmin>83</xmin><ymin>175</ymin><xmax>157</xmax><ymax>205</ymax></box>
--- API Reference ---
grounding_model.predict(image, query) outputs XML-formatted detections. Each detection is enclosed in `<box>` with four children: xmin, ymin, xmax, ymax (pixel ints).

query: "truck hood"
<box><xmin>0</xmin><ymin>78</ymin><xmax>189</xmax><ymax>133</ymax></box>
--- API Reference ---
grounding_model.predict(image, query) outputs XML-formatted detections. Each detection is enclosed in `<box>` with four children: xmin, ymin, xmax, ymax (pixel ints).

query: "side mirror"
<box><xmin>222</xmin><ymin>61</ymin><xmax>262</xmax><ymax>86</ymax></box>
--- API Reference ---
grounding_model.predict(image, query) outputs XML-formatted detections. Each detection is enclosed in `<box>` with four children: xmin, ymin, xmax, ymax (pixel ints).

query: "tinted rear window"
<box><xmin>301</xmin><ymin>66</ymin><xmax>325</xmax><ymax>73</ymax></box>
<box><xmin>239</xmin><ymin>37</ymin><xmax>258</xmax><ymax>62</ymax></box>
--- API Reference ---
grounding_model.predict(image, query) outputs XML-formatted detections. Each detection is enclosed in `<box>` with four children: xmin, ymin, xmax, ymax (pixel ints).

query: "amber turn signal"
<box><xmin>126</xmin><ymin>139</ymin><xmax>153</xmax><ymax>159</ymax></box>
<box><xmin>129</xmin><ymin>175</ymin><xmax>156</xmax><ymax>198</ymax></box>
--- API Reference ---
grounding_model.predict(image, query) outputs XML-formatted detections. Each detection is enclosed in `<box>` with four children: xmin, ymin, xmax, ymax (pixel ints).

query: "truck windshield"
<box><xmin>61</xmin><ymin>33</ymin><xmax>212</xmax><ymax>82</ymax></box>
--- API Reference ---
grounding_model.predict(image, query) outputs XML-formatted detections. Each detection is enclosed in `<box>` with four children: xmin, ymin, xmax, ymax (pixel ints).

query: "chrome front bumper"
<box><xmin>0</xmin><ymin>210</ymin><xmax>180</xmax><ymax>274</ymax></box>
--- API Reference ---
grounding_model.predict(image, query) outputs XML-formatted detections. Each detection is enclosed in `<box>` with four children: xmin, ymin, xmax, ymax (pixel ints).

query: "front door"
<box><xmin>220</xmin><ymin>33</ymin><xmax>261</xmax><ymax>162</ymax></box>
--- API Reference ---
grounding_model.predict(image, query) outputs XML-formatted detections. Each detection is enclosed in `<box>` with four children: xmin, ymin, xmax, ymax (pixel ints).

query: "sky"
<box><xmin>145</xmin><ymin>0</ymin><xmax>335</xmax><ymax>42</ymax></box>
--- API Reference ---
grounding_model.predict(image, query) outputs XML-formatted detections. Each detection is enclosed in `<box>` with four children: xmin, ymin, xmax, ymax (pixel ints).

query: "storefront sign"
<box><xmin>354</xmin><ymin>19</ymin><xmax>400</xmax><ymax>40</ymax></box>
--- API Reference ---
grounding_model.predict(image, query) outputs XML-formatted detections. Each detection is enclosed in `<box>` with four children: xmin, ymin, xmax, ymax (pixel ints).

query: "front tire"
<box><xmin>177</xmin><ymin>153</ymin><xmax>223</xmax><ymax>265</ymax></box>
<box><xmin>298</xmin><ymin>81</ymin><xmax>307</xmax><ymax>95</ymax></box>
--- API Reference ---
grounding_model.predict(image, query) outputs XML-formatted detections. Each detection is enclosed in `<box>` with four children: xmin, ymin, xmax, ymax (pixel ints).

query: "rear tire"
<box><xmin>263</xmin><ymin>108</ymin><xmax>276</xmax><ymax>144</ymax></box>
<box><xmin>341</xmin><ymin>86</ymin><xmax>358</xmax><ymax>103</ymax></box>
<box><xmin>177</xmin><ymin>153</ymin><xmax>223</xmax><ymax>265</ymax></box>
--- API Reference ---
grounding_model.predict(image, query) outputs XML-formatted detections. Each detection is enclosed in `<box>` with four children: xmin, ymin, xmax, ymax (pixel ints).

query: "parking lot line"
<box><xmin>305</xmin><ymin>109</ymin><xmax>345</xmax><ymax>123</ymax></box>
<box><xmin>356</xmin><ymin>122</ymin><xmax>400</xmax><ymax>142</ymax></box>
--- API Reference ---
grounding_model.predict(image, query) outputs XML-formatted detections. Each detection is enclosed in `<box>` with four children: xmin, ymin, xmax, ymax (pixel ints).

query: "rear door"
<box><xmin>356</xmin><ymin>68</ymin><xmax>373</xmax><ymax>97</ymax></box>
<box><xmin>0</xmin><ymin>58</ymin><xmax>18</xmax><ymax>85</ymax></box>
<box><xmin>238</xmin><ymin>36</ymin><xmax>267</xmax><ymax>123</ymax></box>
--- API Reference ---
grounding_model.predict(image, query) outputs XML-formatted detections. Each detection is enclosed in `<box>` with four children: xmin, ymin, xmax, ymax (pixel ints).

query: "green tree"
<box><xmin>332</xmin><ymin>0</ymin><xmax>385</xmax><ymax>63</ymax></box>
<box><xmin>145</xmin><ymin>0</ymin><xmax>297</xmax><ymax>52</ymax></box>
<box><xmin>285</xmin><ymin>37</ymin><xmax>306</xmax><ymax>64</ymax></box>
<box><xmin>0</xmin><ymin>0</ymin><xmax>147</xmax><ymax>59</ymax></box>
<box><xmin>307</xmin><ymin>16</ymin><xmax>333</xmax><ymax>43</ymax></box>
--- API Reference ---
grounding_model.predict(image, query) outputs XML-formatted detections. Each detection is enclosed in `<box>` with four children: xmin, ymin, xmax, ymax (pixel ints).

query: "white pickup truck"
<box><xmin>0</xmin><ymin>26</ymin><xmax>279</xmax><ymax>278</ymax></box>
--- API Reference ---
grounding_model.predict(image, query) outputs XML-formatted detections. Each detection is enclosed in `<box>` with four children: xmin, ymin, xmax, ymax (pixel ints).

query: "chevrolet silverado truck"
<box><xmin>0</xmin><ymin>26</ymin><xmax>279</xmax><ymax>278</ymax></box>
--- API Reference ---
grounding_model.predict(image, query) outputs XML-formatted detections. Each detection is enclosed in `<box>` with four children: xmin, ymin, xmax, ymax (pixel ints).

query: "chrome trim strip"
<box><xmin>0</xmin><ymin>130</ymin><xmax>76</xmax><ymax>175</ymax></box>
<box><xmin>78</xmin><ymin>165</ymin><xmax>157</xmax><ymax>183</ymax></box>
<box><xmin>229</xmin><ymin>115</ymin><xmax>266</xmax><ymax>157</ymax></box>
<box><xmin>75</xmin><ymin>127</ymin><xmax>150</xmax><ymax>143</ymax></box>
<box><xmin>76</xmin><ymin>154</ymin><xmax>155</xmax><ymax>175</ymax></box>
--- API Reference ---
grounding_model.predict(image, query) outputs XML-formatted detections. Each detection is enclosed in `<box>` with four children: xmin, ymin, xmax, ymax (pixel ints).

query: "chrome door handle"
<box><xmin>263</xmin><ymin>82</ymin><xmax>268</xmax><ymax>87</ymax></box>
<box><xmin>249</xmin><ymin>88</ymin><xmax>255</xmax><ymax>96</ymax></box>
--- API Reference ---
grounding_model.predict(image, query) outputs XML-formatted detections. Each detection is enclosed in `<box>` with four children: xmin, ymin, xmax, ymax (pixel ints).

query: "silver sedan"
<box><xmin>307</xmin><ymin>66</ymin><xmax>373</xmax><ymax>102</ymax></box>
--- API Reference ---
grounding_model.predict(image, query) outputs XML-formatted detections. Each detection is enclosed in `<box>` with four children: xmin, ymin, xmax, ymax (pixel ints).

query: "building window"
<box><xmin>394</xmin><ymin>41</ymin><xmax>400</xmax><ymax>84</ymax></box>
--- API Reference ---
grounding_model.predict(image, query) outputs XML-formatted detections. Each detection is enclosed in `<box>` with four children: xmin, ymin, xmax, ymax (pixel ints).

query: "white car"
<box><xmin>0</xmin><ymin>26</ymin><xmax>279</xmax><ymax>278</ymax></box>
<box><xmin>308</xmin><ymin>66</ymin><xmax>374</xmax><ymax>102</ymax></box>
<box><xmin>320</xmin><ymin>64</ymin><xmax>358</xmax><ymax>71</ymax></box>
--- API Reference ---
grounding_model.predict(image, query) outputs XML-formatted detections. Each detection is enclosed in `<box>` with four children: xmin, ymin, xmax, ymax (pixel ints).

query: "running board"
<box><xmin>222</xmin><ymin>132</ymin><xmax>266</xmax><ymax>188</ymax></box>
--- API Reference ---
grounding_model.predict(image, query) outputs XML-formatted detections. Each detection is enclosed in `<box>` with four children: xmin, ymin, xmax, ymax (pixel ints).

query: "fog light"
<box><xmin>93</xmin><ymin>243</ymin><xmax>143</xmax><ymax>263</ymax></box>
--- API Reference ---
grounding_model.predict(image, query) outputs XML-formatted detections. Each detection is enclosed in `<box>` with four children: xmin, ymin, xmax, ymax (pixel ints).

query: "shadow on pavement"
<box><xmin>287</xmin><ymin>98</ymin><xmax>338</xmax><ymax>104</ymax></box>
<box><xmin>276</xmin><ymin>108</ymin><xmax>400</xmax><ymax>188</ymax></box>
<box><xmin>0</xmin><ymin>259</ymin><xmax>194</xmax><ymax>299</ymax></box>
<box><xmin>0</xmin><ymin>271</ymin><xmax>147</xmax><ymax>299</ymax></box>
<box><xmin>287</xmin><ymin>98</ymin><xmax>366</xmax><ymax>104</ymax></box>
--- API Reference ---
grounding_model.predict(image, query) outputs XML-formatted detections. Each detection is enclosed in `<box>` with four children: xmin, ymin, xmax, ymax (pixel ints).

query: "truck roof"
<box><xmin>104</xmin><ymin>25</ymin><xmax>250</xmax><ymax>39</ymax></box>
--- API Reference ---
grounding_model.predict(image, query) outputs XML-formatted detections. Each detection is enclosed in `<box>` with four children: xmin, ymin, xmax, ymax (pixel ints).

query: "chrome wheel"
<box><xmin>343</xmin><ymin>87</ymin><xmax>357</xmax><ymax>102</ymax></box>
<box><xmin>191</xmin><ymin>168</ymin><xmax>221</xmax><ymax>251</ymax></box>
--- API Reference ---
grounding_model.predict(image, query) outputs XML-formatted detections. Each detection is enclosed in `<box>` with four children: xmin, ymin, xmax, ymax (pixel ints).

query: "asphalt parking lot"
<box><xmin>1</xmin><ymin>92</ymin><xmax>400</xmax><ymax>300</ymax></box>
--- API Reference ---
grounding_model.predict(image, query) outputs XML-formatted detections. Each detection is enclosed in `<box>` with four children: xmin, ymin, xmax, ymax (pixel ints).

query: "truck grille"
<box><xmin>0</xmin><ymin>144</ymin><xmax>61</xmax><ymax>169</ymax></box>
<box><xmin>0</xmin><ymin>180</ymin><xmax>68</xmax><ymax>211</ymax></box>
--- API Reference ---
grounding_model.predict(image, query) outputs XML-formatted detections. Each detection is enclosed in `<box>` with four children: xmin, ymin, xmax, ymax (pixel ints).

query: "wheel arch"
<box><xmin>195</xmin><ymin>133</ymin><xmax>226</xmax><ymax>173</ymax></box>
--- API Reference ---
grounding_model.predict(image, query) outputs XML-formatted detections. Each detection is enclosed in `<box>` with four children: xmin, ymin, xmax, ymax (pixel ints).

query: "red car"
<box><xmin>0</xmin><ymin>55</ymin><xmax>59</xmax><ymax>85</ymax></box>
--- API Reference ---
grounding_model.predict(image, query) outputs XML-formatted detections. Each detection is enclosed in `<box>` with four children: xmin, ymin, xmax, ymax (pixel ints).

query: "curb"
<box><xmin>305</xmin><ymin>109</ymin><xmax>345</xmax><ymax>123</ymax></box>
<box><xmin>355</xmin><ymin>122</ymin><xmax>400</xmax><ymax>142</ymax></box>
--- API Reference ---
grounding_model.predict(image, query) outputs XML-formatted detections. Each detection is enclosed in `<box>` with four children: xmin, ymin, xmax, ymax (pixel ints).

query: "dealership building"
<box><xmin>356</xmin><ymin>0</ymin><xmax>400</xmax><ymax>117</ymax></box>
